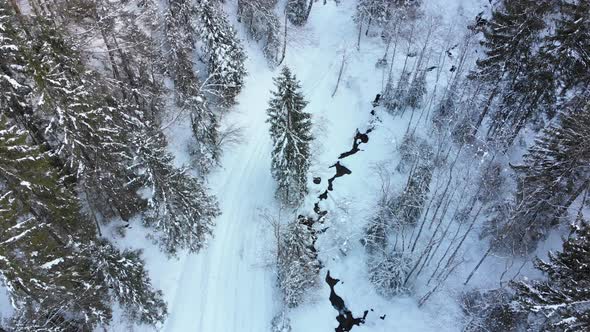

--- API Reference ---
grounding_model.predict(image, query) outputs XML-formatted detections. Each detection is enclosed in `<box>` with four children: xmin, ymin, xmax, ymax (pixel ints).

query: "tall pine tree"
<box><xmin>497</xmin><ymin>104</ymin><xmax>590</xmax><ymax>254</ymax></box>
<box><xmin>267</xmin><ymin>67</ymin><xmax>312</xmax><ymax>206</ymax></box>
<box><xmin>131</xmin><ymin>119</ymin><xmax>220</xmax><ymax>255</ymax></box>
<box><xmin>511</xmin><ymin>222</ymin><xmax>590</xmax><ymax>331</ymax></box>
<box><xmin>197</xmin><ymin>0</ymin><xmax>247</xmax><ymax>105</ymax></box>
<box><xmin>0</xmin><ymin>116</ymin><xmax>110</xmax><ymax>330</ymax></box>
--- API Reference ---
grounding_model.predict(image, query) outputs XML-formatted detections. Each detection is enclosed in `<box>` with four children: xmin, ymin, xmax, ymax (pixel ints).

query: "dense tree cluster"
<box><xmin>237</xmin><ymin>0</ymin><xmax>282</xmax><ymax>65</ymax></box>
<box><xmin>512</xmin><ymin>222</ymin><xmax>590</xmax><ymax>331</ymax></box>
<box><xmin>0</xmin><ymin>0</ymin><xmax>248</xmax><ymax>327</ymax></box>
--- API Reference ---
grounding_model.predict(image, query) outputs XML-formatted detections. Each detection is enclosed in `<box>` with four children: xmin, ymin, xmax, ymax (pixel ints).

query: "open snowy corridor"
<box><xmin>163</xmin><ymin>56</ymin><xmax>277</xmax><ymax>331</ymax></box>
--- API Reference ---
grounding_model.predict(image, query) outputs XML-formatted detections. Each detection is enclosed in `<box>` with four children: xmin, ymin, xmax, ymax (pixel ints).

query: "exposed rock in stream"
<box><xmin>326</xmin><ymin>271</ymin><xmax>369</xmax><ymax>332</ymax></box>
<box><xmin>338</xmin><ymin>129</ymin><xmax>370</xmax><ymax>159</ymax></box>
<box><xmin>327</xmin><ymin>161</ymin><xmax>352</xmax><ymax>191</ymax></box>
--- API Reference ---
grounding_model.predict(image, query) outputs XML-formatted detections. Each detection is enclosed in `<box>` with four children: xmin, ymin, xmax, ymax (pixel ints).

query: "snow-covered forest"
<box><xmin>1</xmin><ymin>0</ymin><xmax>589</xmax><ymax>330</ymax></box>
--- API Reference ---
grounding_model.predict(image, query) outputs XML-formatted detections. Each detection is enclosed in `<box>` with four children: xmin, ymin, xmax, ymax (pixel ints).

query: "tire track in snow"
<box><xmin>164</xmin><ymin>56</ymin><xmax>276</xmax><ymax>332</ymax></box>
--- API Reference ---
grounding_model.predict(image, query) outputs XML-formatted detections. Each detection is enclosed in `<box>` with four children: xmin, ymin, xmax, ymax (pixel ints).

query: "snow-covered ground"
<box><xmin>108</xmin><ymin>0</ymin><xmax>567</xmax><ymax>331</ymax></box>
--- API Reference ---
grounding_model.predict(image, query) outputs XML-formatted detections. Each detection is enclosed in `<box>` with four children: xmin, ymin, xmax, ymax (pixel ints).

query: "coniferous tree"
<box><xmin>545</xmin><ymin>0</ymin><xmax>590</xmax><ymax>105</ymax></box>
<box><xmin>511</xmin><ymin>222</ymin><xmax>590</xmax><ymax>331</ymax></box>
<box><xmin>238</xmin><ymin>0</ymin><xmax>281</xmax><ymax>65</ymax></box>
<box><xmin>504</xmin><ymin>105</ymin><xmax>590</xmax><ymax>253</ymax></box>
<box><xmin>0</xmin><ymin>117</ymin><xmax>111</xmax><ymax>330</ymax></box>
<box><xmin>354</xmin><ymin>0</ymin><xmax>421</xmax><ymax>36</ymax></box>
<box><xmin>132</xmin><ymin>120</ymin><xmax>220</xmax><ymax>255</ymax></box>
<box><xmin>432</xmin><ymin>82</ymin><xmax>459</xmax><ymax>129</ymax></box>
<box><xmin>92</xmin><ymin>241</ymin><xmax>167</xmax><ymax>325</ymax></box>
<box><xmin>262</xmin><ymin>13</ymin><xmax>282</xmax><ymax>66</ymax></box>
<box><xmin>197</xmin><ymin>0</ymin><xmax>247</xmax><ymax>105</ymax></box>
<box><xmin>382</xmin><ymin>71</ymin><xmax>410</xmax><ymax>114</ymax></box>
<box><xmin>286</xmin><ymin>0</ymin><xmax>309</xmax><ymax>26</ymax></box>
<box><xmin>470</xmin><ymin>0</ymin><xmax>554</xmax><ymax>143</ymax></box>
<box><xmin>267</xmin><ymin>67</ymin><xmax>312</xmax><ymax>205</ymax></box>
<box><xmin>277</xmin><ymin>217</ymin><xmax>320</xmax><ymax>307</ymax></box>
<box><xmin>461</xmin><ymin>288</ymin><xmax>526</xmax><ymax>332</ymax></box>
<box><xmin>9</xmin><ymin>13</ymin><xmax>144</xmax><ymax>220</ymax></box>
<box><xmin>164</xmin><ymin>0</ymin><xmax>220</xmax><ymax>171</ymax></box>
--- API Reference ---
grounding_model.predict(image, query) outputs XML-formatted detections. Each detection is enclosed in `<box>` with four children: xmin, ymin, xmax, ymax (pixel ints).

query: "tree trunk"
<box><xmin>305</xmin><ymin>0</ymin><xmax>314</xmax><ymax>21</ymax></box>
<box><xmin>464</xmin><ymin>246</ymin><xmax>492</xmax><ymax>285</ymax></box>
<box><xmin>472</xmin><ymin>85</ymin><xmax>499</xmax><ymax>136</ymax></box>
<box><xmin>356</xmin><ymin>15</ymin><xmax>363</xmax><ymax>50</ymax></box>
<box><xmin>365</xmin><ymin>17</ymin><xmax>372</xmax><ymax>36</ymax></box>
<box><xmin>278</xmin><ymin>14</ymin><xmax>288</xmax><ymax>65</ymax></box>
<box><xmin>331</xmin><ymin>53</ymin><xmax>345</xmax><ymax>98</ymax></box>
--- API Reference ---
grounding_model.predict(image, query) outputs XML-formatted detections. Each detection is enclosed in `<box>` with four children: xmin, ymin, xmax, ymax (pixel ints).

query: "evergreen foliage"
<box><xmin>545</xmin><ymin>0</ymin><xmax>590</xmax><ymax>103</ymax></box>
<box><xmin>267</xmin><ymin>67</ymin><xmax>312</xmax><ymax>206</ymax></box>
<box><xmin>198</xmin><ymin>0</ymin><xmax>247</xmax><ymax>105</ymax></box>
<box><xmin>133</xmin><ymin>121</ymin><xmax>220</xmax><ymax>255</ymax></box>
<box><xmin>286</xmin><ymin>0</ymin><xmax>308</xmax><ymax>26</ymax></box>
<box><xmin>0</xmin><ymin>117</ymin><xmax>110</xmax><ymax>330</ymax></box>
<box><xmin>238</xmin><ymin>0</ymin><xmax>281</xmax><ymax>65</ymax></box>
<box><xmin>512</xmin><ymin>222</ymin><xmax>590</xmax><ymax>331</ymax></box>
<box><xmin>498</xmin><ymin>105</ymin><xmax>590</xmax><ymax>254</ymax></box>
<box><xmin>470</xmin><ymin>0</ymin><xmax>555</xmax><ymax>144</ymax></box>
<box><xmin>382</xmin><ymin>71</ymin><xmax>410</xmax><ymax>114</ymax></box>
<box><xmin>93</xmin><ymin>241</ymin><xmax>167</xmax><ymax>325</ymax></box>
<box><xmin>404</xmin><ymin>71</ymin><xmax>427</xmax><ymax>110</ymax></box>
<box><xmin>164</xmin><ymin>0</ymin><xmax>221</xmax><ymax>172</ymax></box>
<box><xmin>277</xmin><ymin>217</ymin><xmax>320</xmax><ymax>307</ymax></box>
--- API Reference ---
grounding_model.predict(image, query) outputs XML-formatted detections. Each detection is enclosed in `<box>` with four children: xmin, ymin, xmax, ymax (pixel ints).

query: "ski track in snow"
<box><xmin>164</xmin><ymin>54</ymin><xmax>276</xmax><ymax>332</ymax></box>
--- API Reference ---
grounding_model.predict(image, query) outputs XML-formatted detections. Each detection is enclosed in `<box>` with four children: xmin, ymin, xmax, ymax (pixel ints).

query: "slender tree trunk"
<box><xmin>331</xmin><ymin>52</ymin><xmax>345</xmax><ymax>98</ymax></box>
<box><xmin>237</xmin><ymin>0</ymin><xmax>243</xmax><ymax>22</ymax></box>
<box><xmin>356</xmin><ymin>15</ymin><xmax>363</xmax><ymax>50</ymax></box>
<box><xmin>473</xmin><ymin>84</ymin><xmax>499</xmax><ymax>136</ymax></box>
<box><xmin>278</xmin><ymin>13</ymin><xmax>288</xmax><ymax>65</ymax></box>
<box><xmin>365</xmin><ymin>17</ymin><xmax>371</xmax><ymax>36</ymax></box>
<box><xmin>305</xmin><ymin>0</ymin><xmax>314</xmax><ymax>21</ymax></box>
<box><xmin>387</xmin><ymin>23</ymin><xmax>399</xmax><ymax>79</ymax></box>
<box><xmin>464</xmin><ymin>246</ymin><xmax>492</xmax><ymax>285</ymax></box>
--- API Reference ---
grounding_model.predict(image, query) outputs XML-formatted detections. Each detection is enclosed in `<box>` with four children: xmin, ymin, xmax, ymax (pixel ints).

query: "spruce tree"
<box><xmin>501</xmin><ymin>105</ymin><xmax>590</xmax><ymax>254</ymax></box>
<box><xmin>267</xmin><ymin>67</ymin><xmax>312</xmax><ymax>205</ymax></box>
<box><xmin>10</xmin><ymin>13</ymin><xmax>144</xmax><ymax>220</ymax></box>
<box><xmin>432</xmin><ymin>82</ymin><xmax>459</xmax><ymax>129</ymax></box>
<box><xmin>164</xmin><ymin>0</ymin><xmax>220</xmax><ymax>171</ymax></box>
<box><xmin>277</xmin><ymin>217</ymin><xmax>320</xmax><ymax>307</ymax></box>
<box><xmin>470</xmin><ymin>0</ymin><xmax>553</xmax><ymax>142</ymax></box>
<box><xmin>238</xmin><ymin>0</ymin><xmax>281</xmax><ymax>65</ymax></box>
<box><xmin>404</xmin><ymin>71</ymin><xmax>427</xmax><ymax>109</ymax></box>
<box><xmin>197</xmin><ymin>0</ymin><xmax>247</xmax><ymax>105</ymax></box>
<box><xmin>286</xmin><ymin>0</ymin><xmax>309</xmax><ymax>26</ymax></box>
<box><xmin>132</xmin><ymin>120</ymin><xmax>220</xmax><ymax>255</ymax></box>
<box><xmin>0</xmin><ymin>117</ymin><xmax>111</xmax><ymax>330</ymax></box>
<box><xmin>92</xmin><ymin>240</ymin><xmax>167</xmax><ymax>324</ymax></box>
<box><xmin>382</xmin><ymin>71</ymin><xmax>410</xmax><ymax>114</ymax></box>
<box><xmin>546</xmin><ymin>0</ymin><xmax>590</xmax><ymax>104</ymax></box>
<box><xmin>511</xmin><ymin>222</ymin><xmax>590</xmax><ymax>331</ymax></box>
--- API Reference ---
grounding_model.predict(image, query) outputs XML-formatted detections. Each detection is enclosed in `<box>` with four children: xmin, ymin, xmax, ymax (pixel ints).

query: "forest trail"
<box><xmin>164</xmin><ymin>1</ymin><xmax>397</xmax><ymax>330</ymax></box>
<box><xmin>163</xmin><ymin>52</ymin><xmax>276</xmax><ymax>332</ymax></box>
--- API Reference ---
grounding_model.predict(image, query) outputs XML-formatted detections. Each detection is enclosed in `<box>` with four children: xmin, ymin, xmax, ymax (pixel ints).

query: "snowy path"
<box><xmin>163</xmin><ymin>55</ymin><xmax>277</xmax><ymax>332</ymax></box>
<box><xmin>162</xmin><ymin>2</ymin><xmax>379</xmax><ymax>330</ymax></box>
